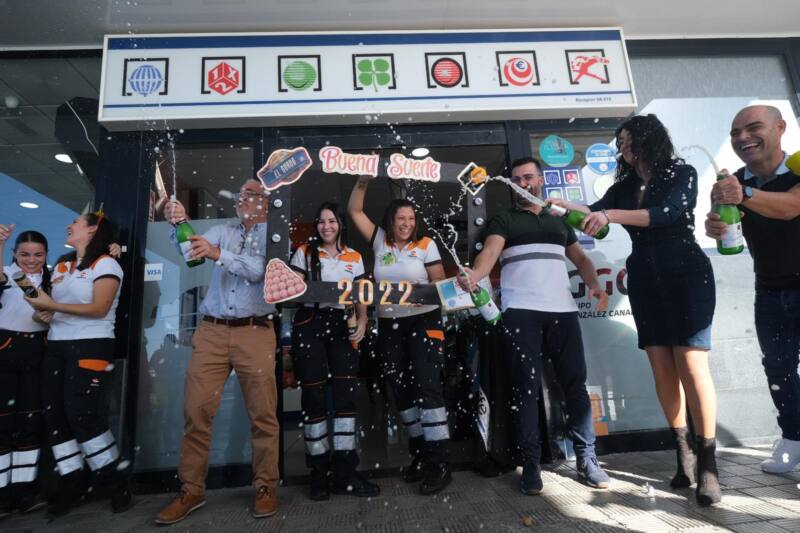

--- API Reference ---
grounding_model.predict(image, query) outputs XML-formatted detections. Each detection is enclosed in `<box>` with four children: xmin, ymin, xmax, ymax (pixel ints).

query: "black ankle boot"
<box><xmin>403</xmin><ymin>456</ymin><xmax>425</xmax><ymax>483</ymax></box>
<box><xmin>670</xmin><ymin>427</ymin><xmax>696</xmax><ymax>488</ymax></box>
<box><xmin>110</xmin><ymin>475</ymin><xmax>133</xmax><ymax>513</ymax></box>
<box><xmin>695</xmin><ymin>436</ymin><xmax>721</xmax><ymax>506</ymax></box>
<box><xmin>309</xmin><ymin>470</ymin><xmax>330</xmax><ymax>501</ymax></box>
<box><xmin>420</xmin><ymin>463</ymin><xmax>452</xmax><ymax>495</ymax></box>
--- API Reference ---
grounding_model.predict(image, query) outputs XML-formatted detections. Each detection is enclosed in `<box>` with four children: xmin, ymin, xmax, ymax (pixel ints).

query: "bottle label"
<box><xmin>478</xmin><ymin>298</ymin><xmax>501</xmax><ymax>323</ymax></box>
<box><xmin>722</xmin><ymin>222</ymin><xmax>744</xmax><ymax>249</ymax></box>
<box><xmin>179</xmin><ymin>241</ymin><xmax>194</xmax><ymax>262</ymax></box>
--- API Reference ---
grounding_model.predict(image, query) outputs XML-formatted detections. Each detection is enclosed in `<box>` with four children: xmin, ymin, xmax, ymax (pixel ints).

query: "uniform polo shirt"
<box><xmin>0</xmin><ymin>265</ymin><xmax>47</xmax><ymax>333</ymax></box>
<box><xmin>371</xmin><ymin>227</ymin><xmax>442</xmax><ymax>318</ymax></box>
<box><xmin>486</xmin><ymin>207</ymin><xmax>578</xmax><ymax>313</ymax></box>
<box><xmin>290</xmin><ymin>244</ymin><xmax>365</xmax><ymax>309</ymax></box>
<box><xmin>48</xmin><ymin>255</ymin><xmax>123</xmax><ymax>341</ymax></box>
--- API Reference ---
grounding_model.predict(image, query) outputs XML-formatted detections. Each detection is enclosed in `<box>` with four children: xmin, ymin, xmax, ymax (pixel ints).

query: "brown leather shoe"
<box><xmin>252</xmin><ymin>486</ymin><xmax>277</xmax><ymax>518</ymax></box>
<box><xmin>155</xmin><ymin>490</ymin><xmax>206</xmax><ymax>525</ymax></box>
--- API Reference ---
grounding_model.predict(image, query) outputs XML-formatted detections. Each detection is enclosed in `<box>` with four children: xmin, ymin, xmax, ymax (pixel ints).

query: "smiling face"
<box><xmin>616</xmin><ymin>128</ymin><xmax>636</xmax><ymax>167</ymax></box>
<box><xmin>316</xmin><ymin>208</ymin><xmax>340</xmax><ymax>246</ymax></box>
<box><xmin>730</xmin><ymin>106</ymin><xmax>786</xmax><ymax>168</ymax></box>
<box><xmin>14</xmin><ymin>242</ymin><xmax>47</xmax><ymax>274</ymax></box>
<box><xmin>66</xmin><ymin>216</ymin><xmax>96</xmax><ymax>249</ymax></box>
<box><xmin>392</xmin><ymin>206</ymin><xmax>416</xmax><ymax>244</ymax></box>
<box><xmin>510</xmin><ymin>162</ymin><xmax>544</xmax><ymax>205</ymax></box>
<box><xmin>235</xmin><ymin>179</ymin><xmax>269</xmax><ymax>222</ymax></box>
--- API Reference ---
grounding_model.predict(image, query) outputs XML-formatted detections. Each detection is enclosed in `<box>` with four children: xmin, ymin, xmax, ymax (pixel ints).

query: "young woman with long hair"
<box><xmin>289</xmin><ymin>202</ymin><xmax>379</xmax><ymax>501</ymax></box>
<box><xmin>550</xmin><ymin>114</ymin><xmax>720</xmax><ymax>506</ymax></box>
<box><xmin>25</xmin><ymin>212</ymin><xmax>132</xmax><ymax>516</ymax></box>
<box><xmin>348</xmin><ymin>177</ymin><xmax>451</xmax><ymax>495</ymax></box>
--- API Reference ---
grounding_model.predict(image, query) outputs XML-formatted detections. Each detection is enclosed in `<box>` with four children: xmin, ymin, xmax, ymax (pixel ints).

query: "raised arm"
<box><xmin>347</xmin><ymin>177</ymin><xmax>377</xmax><ymax>242</ymax></box>
<box><xmin>0</xmin><ymin>224</ymin><xmax>14</xmax><ymax>284</ymax></box>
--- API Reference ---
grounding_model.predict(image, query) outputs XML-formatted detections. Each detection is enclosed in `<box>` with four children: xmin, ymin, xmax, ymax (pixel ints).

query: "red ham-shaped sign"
<box><xmin>264</xmin><ymin>258</ymin><xmax>307</xmax><ymax>304</ymax></box>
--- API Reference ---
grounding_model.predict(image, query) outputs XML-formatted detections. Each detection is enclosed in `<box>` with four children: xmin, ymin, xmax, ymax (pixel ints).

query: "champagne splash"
<box><xmin>682</xmin><ymin>145</ymin><xmax>720</xmax><ymax>175</ymax></box>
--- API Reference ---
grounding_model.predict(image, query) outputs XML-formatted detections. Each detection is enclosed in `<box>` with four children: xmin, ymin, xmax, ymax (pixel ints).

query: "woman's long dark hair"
<box><xmin>307</xmin><ymin>202</ymin><xmax>347</xmax><ymax>282</ymax></box>
<box><xmin>58</xmin><ymin>213</ymin><xmax>116</xmax><ymax>271</ymax></box>
<box><xmin>381</xmin><ymin>199</ymin><xmax>420</xmax><ymax>246</ymax></box>
<box><xmin>614</xmin><ymin>114</ymin><xmax>685</xmax><ymax>183</ymax></box>
<box><xmin>13</xmin><ymin>230</ymin><xmax>51</xmax><ymax>293</ymax></box>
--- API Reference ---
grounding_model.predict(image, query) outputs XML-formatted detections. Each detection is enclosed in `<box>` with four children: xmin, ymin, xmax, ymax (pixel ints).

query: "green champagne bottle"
<box><xmin>549</xmin><ymin>205</ymin><xmax>609</xmax><ymax>239</ymax></box>
<box><xmin>714</xmin><ymin>175</ymin><xmax>744</xmax><ymax>255</ymax></box>
<box><xmin>175</xmin><ymin>219</ymin><xmax>205</xmax><ymax>267</ymax></box>
<box><xmin>461</xmin><ymin>273</ymin><xmax>501</xmax><ymax>324</ymax></box>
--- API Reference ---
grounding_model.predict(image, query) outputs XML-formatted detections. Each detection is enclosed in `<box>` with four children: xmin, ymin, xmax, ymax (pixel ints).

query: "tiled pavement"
<box><xmin>3</xmin><ymin>445</ymin><xmax>800</xmax><ymax>532</ymax></box>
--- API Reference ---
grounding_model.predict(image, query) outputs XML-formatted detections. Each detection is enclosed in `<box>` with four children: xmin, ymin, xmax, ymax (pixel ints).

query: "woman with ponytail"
<box><xmin>24</xmin><ymin>212</ymin><xmax>132</xmax><ymax>517</ymax></box>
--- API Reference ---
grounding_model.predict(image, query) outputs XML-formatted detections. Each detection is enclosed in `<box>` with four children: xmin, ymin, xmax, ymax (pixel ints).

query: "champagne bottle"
<box><xmin>346</xmin><ymin>304</ymin><xmax>360</xmax><ymax>349</ymax></box>
<box><xmin>714</xmin><ymin>174</ymin><xmax>744</xmax><ymax>255</ymax></box>
<box><xmin>175</xmin><ymin>219</ymin><xmax>205</xmax><ymax>268</ymax></box>
<box><xmin>548</xmin><ymin>204</ymin><xmax>609</xmax><ymax>239</ymax></box>
<box><xmin>12</xmin><ymin>271</ymin><xmax>37</xmax><ymax>298</ymax></box>
<box><xmin>461</xmin><ymin>273</ymin><xmax>501</xmax><ymax>324</ymax></box>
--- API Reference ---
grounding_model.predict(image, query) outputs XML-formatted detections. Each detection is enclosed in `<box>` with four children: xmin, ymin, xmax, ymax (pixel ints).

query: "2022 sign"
<box><xmin>337</xmin><ymin>279</ymin><xmax>414</xmax><ymax>306</ymax></box>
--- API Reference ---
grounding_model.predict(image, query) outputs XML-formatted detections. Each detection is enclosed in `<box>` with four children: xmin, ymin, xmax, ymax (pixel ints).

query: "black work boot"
<box><xmin>13</xmin><ymin>482</ymin><xmax>45</xmax><ymax>514</ymax></box>
<box><xmin>695</xmin><ymin>436</ymin><xmax>721</xmax><ymax>506</ymax></box>
<box><xmin>110</xmin><ymin>475</ymin><xmax>133</xmax><ymax>513</ymax></box>
<box><xmin>403</xmin><ymin>455</ymin><xmax>425</xmax><ymax>483</ymax></box>
<box><xmin>420</xmin><ymin>462</ymin><xmax>452</xmax><ymax>495</ymax></box>
<box><xmin>309</xmin><ymin>469</ymin><xmax>330</xmax><ymax>501</ymax></box>
<box><xmin>670</xmin><ymin>427</ymin><xmax>697</xmax><ymax>489</ymax></box>
<box><xmin>333</xmin><ymin>471</ymin><xmax>380</xmax><ymax>497</ymax></box>
<box><xmin>0</xmin><ymin>486</ymin><xmax>12</xmax><ymax>519</ymax></box>
<box><xmin>46</xmin><ymin>470</ymin><xmax>87</xmax><ymax>519</ymax></box>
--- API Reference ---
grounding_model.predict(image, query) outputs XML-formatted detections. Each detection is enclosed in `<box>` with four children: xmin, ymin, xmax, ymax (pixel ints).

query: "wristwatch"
<box><xmin>742</xmin><ymin>185</ymin><xmax>754</xmax><ymax>202</ymax></box>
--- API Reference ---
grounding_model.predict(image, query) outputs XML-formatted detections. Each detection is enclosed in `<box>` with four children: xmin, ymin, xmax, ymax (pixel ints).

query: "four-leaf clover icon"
<box><xmin>357</xmin><ymin>58</ymin><xmax>392</xmax><ymax>92</ymax></box>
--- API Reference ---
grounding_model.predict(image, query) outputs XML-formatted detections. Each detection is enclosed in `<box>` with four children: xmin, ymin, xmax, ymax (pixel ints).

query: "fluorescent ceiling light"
<box><xmin>64</xmin><ymin>244</ymin><xmax>74</xmax><ymax>249</ymax></box>
<box><xmin>54</xmin><ymin>153</ymin><xmax>73</xmax><ymax>163</ymax></box>
<box><xmin>411</xmin><ymin>147</ymin><xmax>429</xmax><ymax>157</ymax></box>
<box><xmin>19</xmin><ymin>202</ymin><xmax>38</xmax><ymax>209</ymax></box>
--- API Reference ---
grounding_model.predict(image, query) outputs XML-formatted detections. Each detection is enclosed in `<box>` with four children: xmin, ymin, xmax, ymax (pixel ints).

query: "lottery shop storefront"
<box><xmin>90</xmin><ymin>29</ymin><xmax>798</xmax><ymax>489</ymax></box>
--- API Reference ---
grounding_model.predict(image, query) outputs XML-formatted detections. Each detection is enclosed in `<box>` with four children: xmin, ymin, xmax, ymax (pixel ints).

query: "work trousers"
<box><xmin>292</xmin><ymin>307</ymin><xmax>360</xmax><ymax>482</ymax></box>
<box><xmin>377</xmin><ymin>310</ymin><xmax>449</xmax><ymax>465</ymax></box>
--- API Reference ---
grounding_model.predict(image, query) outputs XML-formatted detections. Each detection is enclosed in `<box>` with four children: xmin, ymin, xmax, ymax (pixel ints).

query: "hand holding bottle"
<box><xmin>582</xmin><ymin>211</ymin><xmax>611</xmax><ymax>237</ymax></box>
<box><xmin>457</xmin><ymin>267</ymin><xmax>478</xmax><ymax>292</ymax></box>
<box><xmin>164</xmin><ymin>199</ymin><xmax>187</xmax><ymax>225</ymax></box>
<box><xmin>710</xmin><ymin>169</ymin><xmax>743</xmax><ymax>205</ymax></box>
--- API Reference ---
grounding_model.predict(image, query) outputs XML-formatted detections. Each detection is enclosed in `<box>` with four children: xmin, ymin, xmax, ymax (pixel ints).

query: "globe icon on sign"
<box><xmin>129</xmin><ymin>65</ymin><xmax>163</xmax><ymax>96</ymax></box>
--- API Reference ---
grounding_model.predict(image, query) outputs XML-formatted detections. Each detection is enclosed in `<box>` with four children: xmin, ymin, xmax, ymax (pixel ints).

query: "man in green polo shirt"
<box><xmin>461</xmin><ymin>157</ymin><xmax>610</xmax><ymax>495</ymax></box>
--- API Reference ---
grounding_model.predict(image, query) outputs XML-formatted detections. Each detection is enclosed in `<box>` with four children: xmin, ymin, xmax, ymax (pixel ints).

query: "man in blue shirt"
<box><xmin>156</xmin><ymin>179</ymin><xmax>279</xmax><ymax>524</ymax></box>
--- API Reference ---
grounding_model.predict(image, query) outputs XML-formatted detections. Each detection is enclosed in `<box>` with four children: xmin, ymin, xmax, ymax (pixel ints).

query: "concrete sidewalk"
<box><xmin>3</xmin><ymin>445</ymin><xmax>799</xmax><ymax>532</ymax></box>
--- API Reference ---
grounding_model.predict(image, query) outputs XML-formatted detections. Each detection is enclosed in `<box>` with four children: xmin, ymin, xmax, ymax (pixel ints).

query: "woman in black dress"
<box><xmin>550</xmin><ymin>114</ymin><xmax>719</xmax><ymax>506</ymax></box>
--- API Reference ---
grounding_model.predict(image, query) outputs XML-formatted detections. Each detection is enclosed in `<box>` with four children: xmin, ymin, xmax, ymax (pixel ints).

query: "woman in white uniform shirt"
<box><xmin>289</xmin><ymin>202</ymin><xmax>380</xmax><ymax>501</ymax></box>
<box><xmin>25</xmin><ymin>212</ymin><xmax>132</xmax><ymax>517</ymax></box>
<box><xmin>348</xmin><ymin>176</ymin><xmax>452</xmax><ymax>495</ymax></box>
<box><xmin>0</xmin><ymin>227</ymin><xmax>51</xmax><ymax>515</ymax></box>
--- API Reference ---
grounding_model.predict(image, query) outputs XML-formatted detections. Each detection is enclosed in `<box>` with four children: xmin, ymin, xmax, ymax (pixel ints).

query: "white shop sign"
<box><xmin>99</xmin><ymin>28</ymin><xmax>636</xmax><ymax>130</ymax></box>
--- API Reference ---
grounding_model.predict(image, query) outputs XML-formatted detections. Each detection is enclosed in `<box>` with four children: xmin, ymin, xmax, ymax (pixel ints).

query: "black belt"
<box><xmin>202</xmin><ymin>315</ymin><xmax>272</xmax><ymax>328</ymax></box>
<box><xmin>0</xmin><ymin>329</ymin><xmax>47</xmax><ymax>338</ymax></box>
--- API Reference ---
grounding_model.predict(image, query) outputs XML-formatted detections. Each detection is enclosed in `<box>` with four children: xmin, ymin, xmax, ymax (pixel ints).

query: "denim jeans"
<box><xmin>755</xmin><ymin>288</ymin><xmax>800</xmax><ymax>440</ymax></box>
<box><xmin>502</xmin><ymin>309</ymin><xmax>596</xmax><ymax>466</ymax></box>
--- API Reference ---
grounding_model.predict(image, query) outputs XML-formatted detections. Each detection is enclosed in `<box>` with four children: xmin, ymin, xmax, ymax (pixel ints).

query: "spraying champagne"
<box><xmin>12</xmin><ymin>271</ymin><xmax>37</xmax><ymax>298</ymax></box>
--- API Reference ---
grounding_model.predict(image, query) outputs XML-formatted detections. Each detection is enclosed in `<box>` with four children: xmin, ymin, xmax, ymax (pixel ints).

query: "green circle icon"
<box><xmin>283</xmin><ymin>61</ymin><xmax>317</xmax><ymax>91</ymax></box>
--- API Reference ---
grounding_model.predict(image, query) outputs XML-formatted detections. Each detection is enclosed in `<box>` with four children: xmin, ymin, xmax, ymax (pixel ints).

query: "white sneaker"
<box><xmin>761</xmin><ymin>438</ymin><xmax>800</xmax><ymax>473</ymax></box>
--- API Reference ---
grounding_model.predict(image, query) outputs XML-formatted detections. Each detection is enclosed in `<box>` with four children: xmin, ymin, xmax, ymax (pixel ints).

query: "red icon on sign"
<box><xmin>431</xmin><ymin>58</ymin><xmax>463</xmax><ymax>88</ymax></box>
<box><xmin>207</xmin><ymin>62</ymin><xmax>240</xmax><ymax>95</ymax></box>
<box><xmin>566</xmin><ymin>50</ymin><xmax>611</xmax><ymax>85</ymax></box>
<box><xmin>503</xmin><ymin>57</ymin><xmax>534</xmax><ymax>86</ymax></box>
